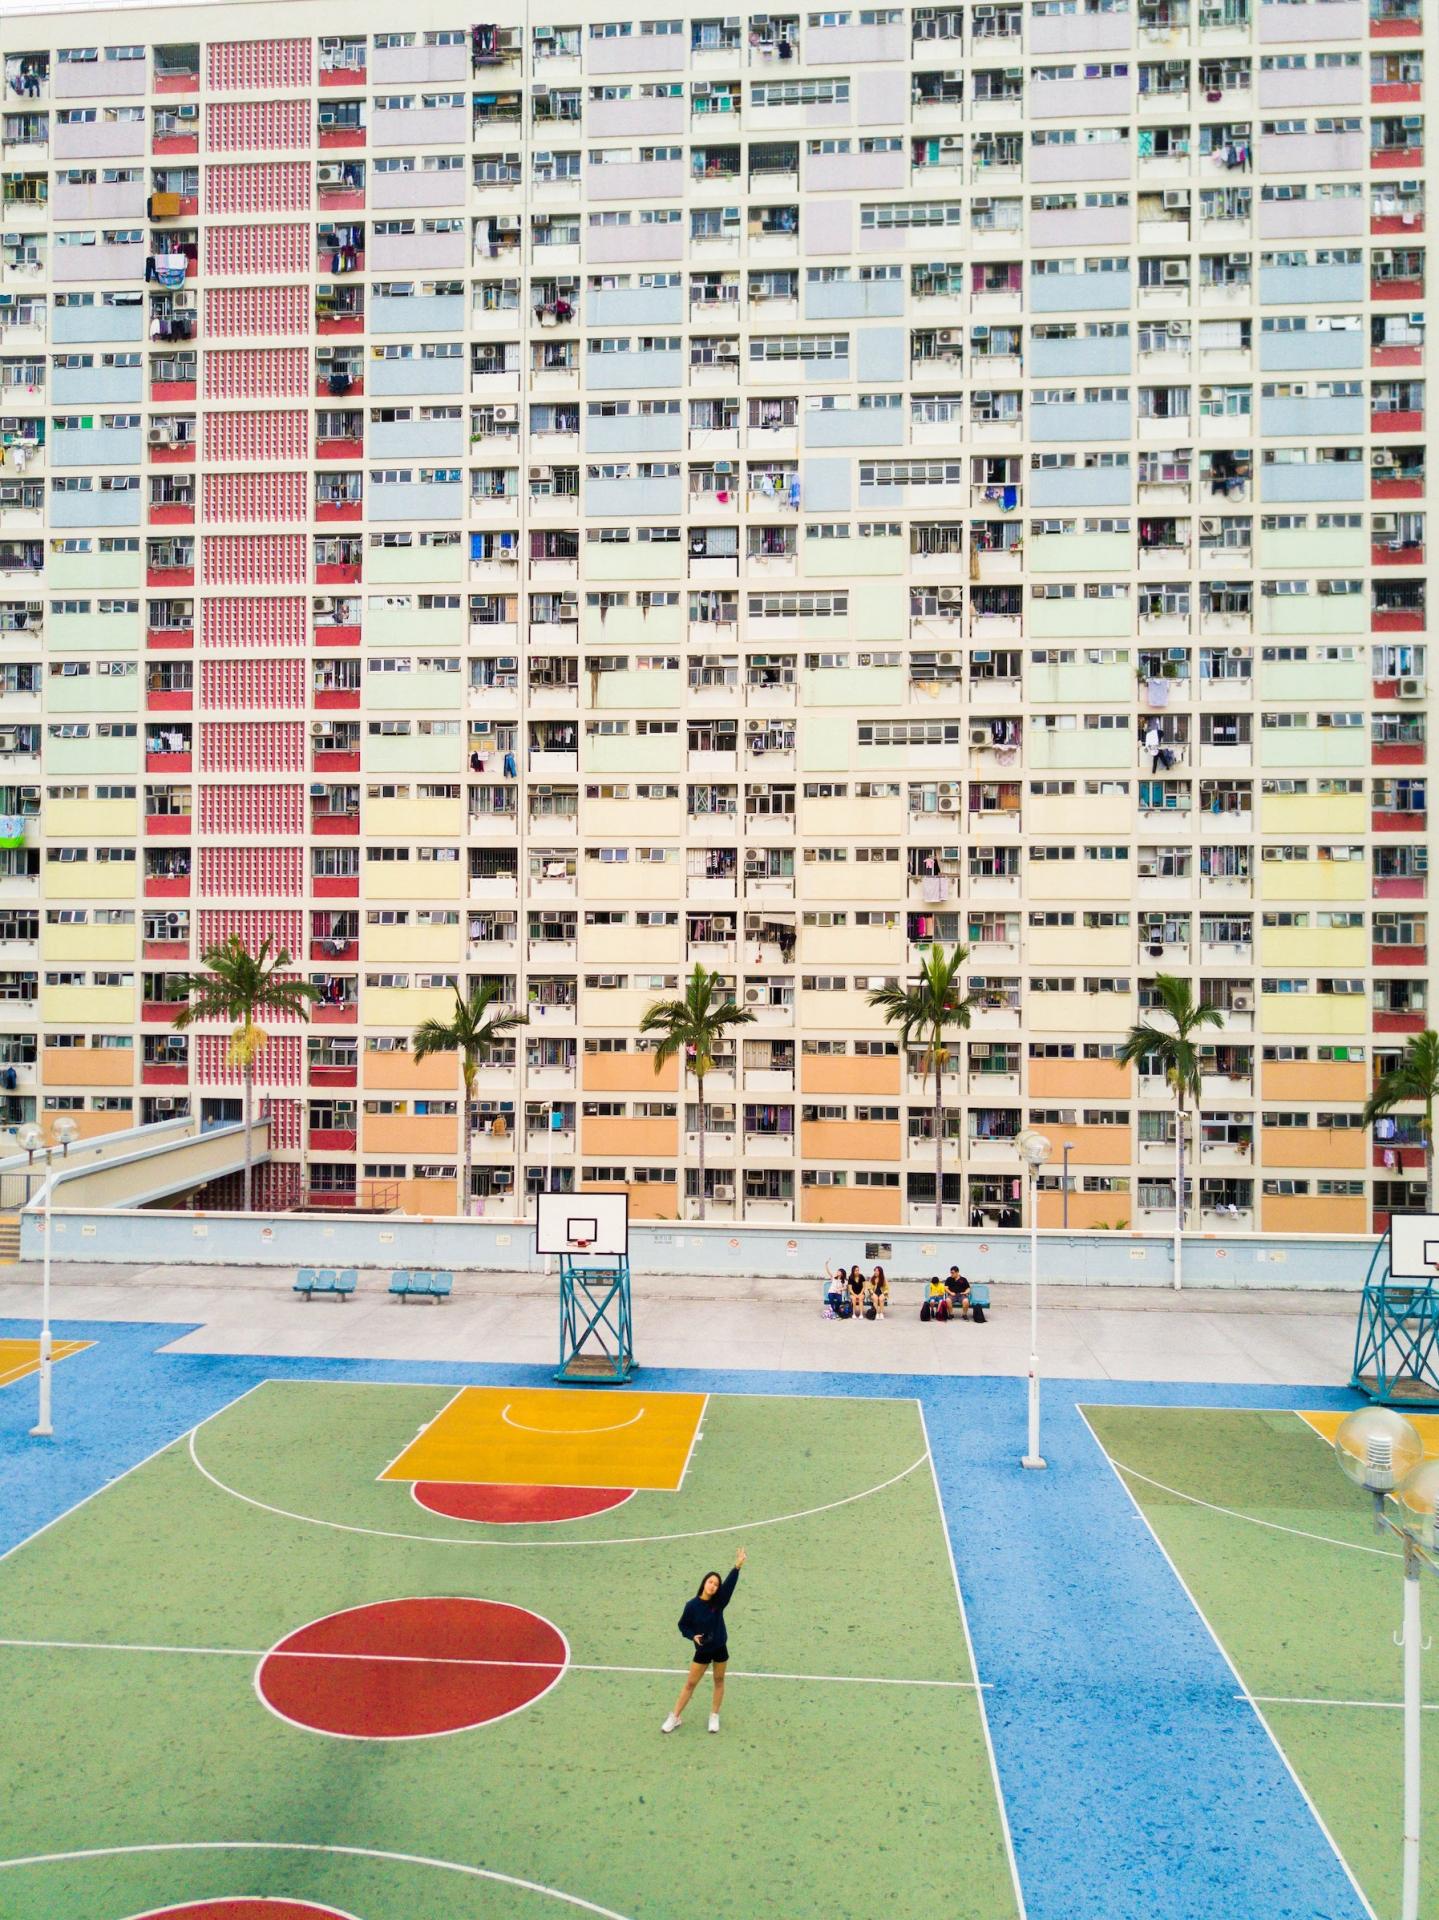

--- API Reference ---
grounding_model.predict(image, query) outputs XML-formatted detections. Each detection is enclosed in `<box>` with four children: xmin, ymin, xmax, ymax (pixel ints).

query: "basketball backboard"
<box><xmin>535</xmin><ymin>1189</ymin><xmax>629</xmax><ymax>1258</ymax></box>
<box><xmin>1388</xmin><ymin>1211</ymin><xmax>1439</xmax><ymax>1281</ymax></box>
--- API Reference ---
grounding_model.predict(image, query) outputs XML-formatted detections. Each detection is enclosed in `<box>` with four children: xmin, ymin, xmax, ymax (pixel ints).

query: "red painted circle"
<box><xmin>256</xmin><ymin>1597</ymin><xmax>567</xmax><ymax>1739</ymax></box>
<box><xmin>414</xmin><ymin>1481</ymin><xmax>633</xmax><ymax>1524</ymax></box>
<box><xmin>128</xmin><ymin>1905</ymin><xmax>354</xmax><ymax>1920</ymax></box>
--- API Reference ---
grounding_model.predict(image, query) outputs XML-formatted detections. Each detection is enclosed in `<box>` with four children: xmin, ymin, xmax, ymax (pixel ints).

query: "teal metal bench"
<box><xmin>294</xmin><ymin>1267</ymin><xmax>357</xmax><ymax>1301</ymax></box>
<box><xmin>967</xmin><ymin>1283</ymin><xmax>990</xmax><ymax>1323</ymax></box>
<box><xmin>389</xmin><ymin>1268</ymin><xmax>453</xmax><ymax>1303</ymax></box>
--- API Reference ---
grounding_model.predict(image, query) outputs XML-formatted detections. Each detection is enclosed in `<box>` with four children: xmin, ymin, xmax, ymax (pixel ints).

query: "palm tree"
<box><xmin>639</xmin><ymin>963</ymin><xmax>754</xmax><ymax>1220</ymax></box>
<box><xmin>412</xmin><ymin>981</ymin><xmax>528</xmax><ymax>1218</ymax></box>
<box><xmin>1118</xmin><ymin>973</ymin><xmax>1223</xmax><ymax>1287</ymax></box>
<box><xmin>173</xmin><ymin>935</ymin><xmax>320</xmax><ymax>1212</ymax></box>
<box><xmin>1364</xmin><ymin>1028</ymin><xmax>1439</xmax><ymax>1213</ymax></box>
<box><xmin>868</xmin><ymin>943</ymin><xmax>978</xmax><ymax>1228</ymax></box>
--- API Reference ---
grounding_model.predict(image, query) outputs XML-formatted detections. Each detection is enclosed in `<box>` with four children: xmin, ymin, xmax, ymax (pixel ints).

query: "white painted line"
<box><xmin>918</xmin><ymin>1399</ymin><xmax>1029</xmax><ymax>1920</ymax></box>
<box><xmin>188</xmin><ymin>1398</ymin><xmax>930</xmax><ymax>1550</ymax></box>
<box><xmin>1106</xmin><ymin>1455</ymin><xmax>1399</xmax><ymax>1561</ymax></box>
<box><xmin>675</xmin><ymin>1390</ymin><xmax>709</xmax><ymax>1491</ymax></box>
<box><xmin>1242</xmin><ymin>1693</ymin><xmax>1439</xmax><ymax>1714</ymax></box>
<box><xmin>500</xmin><ymin>1401</ymin><xmax>645</xmax><ymax>1436</ymax></box>
<box><xmin>1076</xmin><ymin>1406</ymin><xmax>1379</xmax><ymax>1920</ymax></box>
<box><xmin>0</xmin><ymin>1841</ymin><xmax>635</xmax><ymax>1919</ymax></box>
<box><xmin>0</xmin><ymin>1631</ymin><xmax>986</xmax><ymax>1691</ymax></box>
<box><xmin>407</xmin><ymin>1483</ymin><xmax>638</xmax><ymax>1526</ymax></box>
<box><xmin>372</xmin><ymin>1383</ymin><xmax>471</xmax><ymax>1485</ymax></box>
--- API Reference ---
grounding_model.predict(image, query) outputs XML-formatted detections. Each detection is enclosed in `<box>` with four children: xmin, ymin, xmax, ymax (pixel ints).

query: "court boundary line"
<box><xmin>0</xmin><ymin>1841</ymin><xmax>636</xmax><ymax>1919</ymax></box>
<box><xmin>373</xmin><ymin>1383</ymin><xmax>470</xmax><ymax>1485</ymax></box>
<box><xmin>0</xmin><ymin>1630</ymin><xmax>987</xmax><ymax>1691</ymax></box>
<box><xmin>189</xmin><ymin>1385</ymin><xmax>931</xmax><ymax>1548</ymax></box>
<box><xmin>675</xmin><ymin>1390</ymin><xmax>708</xmax><ymax>1490</ymax></box>
<box><xmin>917</xmin><ymin>1399</ymin><xmax>1028</xmax><ymax>1920</ymax></box>
<box><xmin>1076</xmin><ymin>1405</ymin><xmax>1380</xmax><ymax>1920</ymax></box>
<box><xmin>1242</xmin><ymin>1693</ymin><xmax>1439</xmax><ymax>1714</ymax></box>
<box><xmin>1102</xmin><ymin>1456</ymin><xmax>1400</xmax><ymax>1561</ymax></box>
<box><xmin>251</xmin><ymin>1595</ymin><xmax>571</xmax><ymax>1745</ymax></box>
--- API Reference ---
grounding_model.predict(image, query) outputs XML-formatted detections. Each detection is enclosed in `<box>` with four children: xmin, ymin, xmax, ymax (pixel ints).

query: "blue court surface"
<box><xmin>0</xmin><ymin>1317</ymin><xmax>1384</xmax><ymax>1919</ymax></box>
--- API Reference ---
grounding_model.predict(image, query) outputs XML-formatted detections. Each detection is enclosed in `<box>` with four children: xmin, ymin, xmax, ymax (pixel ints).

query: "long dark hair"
<box><xmin>696</xmin><ymin>1569</ymin><xmax>723</xmax><ymax>1599</ymax></box>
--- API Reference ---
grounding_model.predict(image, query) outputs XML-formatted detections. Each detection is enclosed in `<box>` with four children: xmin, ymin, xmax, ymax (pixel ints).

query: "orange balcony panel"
<box><xmin>1262</xmin><ymin>1058</ymin><xmax>1367</xmax><ymax>1102</ymax></box>
<box><xmin>800</xmin><ymin>1053</ymin><xmax>900</xmax><ymax>1097</ymax></box>
<box><xmin>1263</xmin><ymin>1194</ymin><xmax>1367</xmax><ymax>1234</ymax></box>
<box><xmin>580</xmin><ymin>1115</ymin><xmax>679</xmax><ymax>1157</ymax></box>
<box><xmin>362</xmin><ymin>1112</ymin><xmax>459</xmax><ymax>1155</ymax></box>
<box><xmin>1043</xmin><ymin>1123</ymin><xmax>1131</xmax><ymax>1166</ymax></box>
<box><xmin>1028</xmin><ymin>1057</ymin><xmax>1131</xmax><ymax>1099</ymax></box>
<box><xmin>145</xmin><ymin>750</ymin><xmax>191</xmax><ymax>773</ymax></box>
<box><xmin>363</xmin><ymin>1050</ymin><xmax>457</xmax><ymax>1093</ymax></box>
<box><xmin>581</xmin><ymin>1051</ymin><xmax>679</xmax><ymax>1093</ymax></box>
<box><xmin>314</xmin><ymin>749</ymin><xmax>361</xmax><ymax>774</ymax></box>
<box><xmin>144</xmin><ymin>873</ymin><xmax>190</xmax><ymax>899</ymax></box>
<box><xmin>142</xmin><ymin>1062</ymin><xmax>188</xmax><ymax>1085</ymax></box>
<box><xmin>391</xmin><ymin>1175</ymin><xmax>458</xmax><ymax>1214</ymax></box>
<box><xmin>1375</xmin><ymin>1009</ymin><xmax>1426</xmax><ymax>1033</ymax></box>
<box><xmin>317</xmin><ymin>435</ymin><xmax>364</xmax><ymax>459</ymax></box>
<box><xmin>1038</xmin><ymin>1190</ymin><xmax>1131</xmax><ymax>1229</ymax></box>
<box><xmin>42</xmin><ymin>1045</ymin><xmax>134</xmax><ymax>1088</ymax></box>
<box><xmin>799</xmin><ymin>1119</ymin><xmax>901</xmax><ymax>1163</ymax></box>
<box><xmin>582</xmin><ymin>1178</ymin><xmax>678</xmax><ymax>1221</ymax></box>
<box><xmin>799</xmin><ymin>1185</ymin><xmax>902</xmax><ymax>1226</ymax></box>
<box><xmin>68</xmin><ymin>1110</ymin><xmax>133</xmax><ymax>1141</ymax></box>
<box><xmin>1372</xmin><ymin>475</ymin><xmax>1425</xmax><ymax>498</ymax></box>
<box><xmin>1261</xmin><ymin>1126</ymin><xmax>1366</xmax><ymax>1170</ymax></box>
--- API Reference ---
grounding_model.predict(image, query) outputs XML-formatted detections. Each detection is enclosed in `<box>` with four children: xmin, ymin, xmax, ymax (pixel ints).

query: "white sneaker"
<box><xmin>661</xmin><ymin>1713</ymin><xmax>681</xmax><ymax>1734</ymax></box>
<box><xmin>708</xmin><ymin>1712</ymin><xmax>720</xmax><ymax>1733</ymax></box>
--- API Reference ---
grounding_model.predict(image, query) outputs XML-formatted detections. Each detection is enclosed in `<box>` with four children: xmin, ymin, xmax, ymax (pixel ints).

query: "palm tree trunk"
<box><xmin>461</xmin><ymin>1059</ymin><xmax>475</xmax><ymax>1219</ymax></box>
<box><xmin>1173</xmin><ymin>1085</ymin><xmax>1185</xmax><ymax>1293</ymax></box>
<box><xmin>695</xmin><ymin>1068</ymin><xmax>706</xmax><ymax>1222</ymax></box>
<box><xmin>242</xmin><ymin>1064</ymin><xmax>253</xmax><ymax>1213</ymax></box>
<box><xmin>933</xmin><ymin>1042</ymin><xmax>944</xmax><ymax>1230</ymax></box>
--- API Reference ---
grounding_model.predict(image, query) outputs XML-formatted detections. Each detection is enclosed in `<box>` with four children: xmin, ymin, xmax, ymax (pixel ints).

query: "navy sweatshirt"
<box><xmin>678</xmin><ymin>1566</ymin><xmax>740</xmax><ymax>1656</ymax></box>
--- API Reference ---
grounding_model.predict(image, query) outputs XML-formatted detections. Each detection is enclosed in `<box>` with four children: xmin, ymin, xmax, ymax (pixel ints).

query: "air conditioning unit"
<box><xmin>1200</xmin><ymin>386</ymin><xmax>1216</xmax><ymax>401</ymax></box>
<box><xmin>937</xmin><ymin>651</ymin><xmax>956</xmax><ymax>666</ymax></box>
<box><xmin>935</xmin><ymin>328</ymin><xmax>960</xmax><ymax>345</ymax></box>
<box><xmin>1161</xmin><ymin>261</ymin><xmax>1188</xmax><ymax>283</ymax></box>
<box><xmin>939</xmin><ymin>136</ymin><xmax>963</xmax><ymax>152</ymax></box>
<box><xmin>971</xmin><ymin>324</ymin><xmax>990</xmax><ymax>340</ymax></box>
<box><xmin>970</xmin><ymin>725</ymin><xmax>990</xmax><ymax>747</ymax></box>
<box><xmin>1166</xmin><ymin>320</ymin><xmax>1186</xmax><ymax>336</ymax></box>
<box><xmin>491</xmin><ymin>404</ymin><xmax>517</xmax><ymax>423</ymax></box>
<box><xmin>744</xmin><ymin>985</ymin><xmax>762</xmax><ymax>1003</ymax></box>
<box><xmin>938</xmin><ymin>794</ymin><xmax>958</xmax><ymax>812</ymax></box>
<box><xmin>493</xmin><ymin>215</ymin><xmax>521</xmax><ymax>232</ymax></box>
<box><xmin>1199</xmin><ymin>518</ymin><xmax>1219</xmax><ymax>536</ymax></box>
<box><xmin>1163</xmin><ymin>190</ymin><xmax>1188</xmax><ymax>211</ymax></box>
<box><xmin>1371</xmin><ymin>449</ymin><xmax>1389</xmax><ymax>468</ymax></box>
<box><xmin>712</xmin><ymin>1183</ymin><xmax>734</xmax><ymax>1202</ymax></box>
<box><xmin>1230</xmin><ymin>990</ymin><xmax>1252</xmax><ymax>1012</ymax></box>
<box><xmin>318</xmin><ymin>165</ymin><xmax>346</xmax><ymax>186</ymax></box>
<box><xmin>936</xmin><ymin>586</ymin><xmax>962</xmax><ymax>603</ymax></box>
<box><xmin>1399</xmin><ymin>677</ymin><xmax>1425</xmax><ymax>698</ymax></box>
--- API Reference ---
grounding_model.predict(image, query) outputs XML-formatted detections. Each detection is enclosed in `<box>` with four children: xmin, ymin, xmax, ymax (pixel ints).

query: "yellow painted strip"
<box><xmin>0</xmin><ymin>1339</ymin><xmax>92</xmax><ymax>1392</ymax></box>
<box><xmin>381</xmin><ymin>1385</ymin><xmax>707</xmax><ymax>1493</ymax></box>
<box><xmin>1299</xmin><ymin>1408</ymin><xmax>1439</xmax><ymax>1458</ymax></box>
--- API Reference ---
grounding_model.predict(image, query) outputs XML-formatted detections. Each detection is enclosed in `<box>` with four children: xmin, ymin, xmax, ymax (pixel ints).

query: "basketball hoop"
<box><xmin>573</xmin><ymin>1239</ymin><xmax>592</xmax><ymax>1255</ymax></box>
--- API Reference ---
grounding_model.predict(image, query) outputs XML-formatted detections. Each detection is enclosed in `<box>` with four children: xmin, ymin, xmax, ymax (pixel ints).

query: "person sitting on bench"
<box><xmin>945</xmin><ymin>1266</ymin><xmax>972</xmax><ymax>1317</ymax></box>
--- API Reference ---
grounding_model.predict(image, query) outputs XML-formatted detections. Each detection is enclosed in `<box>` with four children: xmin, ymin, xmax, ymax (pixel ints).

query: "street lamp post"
<box><xmin>1332</xmin><ymin>1405</ymin><xmax>1439</xmax><ymax>1920</ymax></box>
<box><xmin>1017</xmin><ymin>1127</ymin><xmax>1051</xmax><ymax>1470</ymax></box>
<box><xmin>1062</xmin><ymin>1141</ymin><xmax>1073</xmax><ymax>1229</ymax></box>
<box><xmin>16</xmin><ymin>1116</ymin><xmax>79</xmax><ymax>1439</ymax></box>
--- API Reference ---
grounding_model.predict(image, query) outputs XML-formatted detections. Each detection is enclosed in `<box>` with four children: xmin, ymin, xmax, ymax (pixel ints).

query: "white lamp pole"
<box><xmin>17</xmin><ymin>1116</ymin><xmax>78</xmax><ymax>1439</ymax></box>
<box><xmin>1016</xmin><ymin>1127</ymin><xmax>1051</xmax><ymax>1470</ymax></box>
<box><xmin>1333</xmin><ymin>1407</ymin><xmax>1439</xmax><ymax>1920</ymax></box>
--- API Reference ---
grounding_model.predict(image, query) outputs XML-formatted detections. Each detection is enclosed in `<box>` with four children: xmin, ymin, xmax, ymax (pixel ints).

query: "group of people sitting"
<box><xmin>822</xmin><ymin>1263</ymin><xmax>985</xmax><ymax>1324</ymax></box>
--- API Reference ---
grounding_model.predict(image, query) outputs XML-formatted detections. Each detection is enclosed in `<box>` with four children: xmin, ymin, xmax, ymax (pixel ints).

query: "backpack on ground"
<box><xmin>920</xmin><ymin>1299</ymin><xmax>931</xmax><ymax>1322</ymax></box>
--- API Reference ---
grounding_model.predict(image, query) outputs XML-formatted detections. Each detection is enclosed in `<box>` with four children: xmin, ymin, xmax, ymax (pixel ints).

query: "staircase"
<box><xmin>0</xmin><ymin>1216</ymin><xmax>20</xmax><ymax>1263</ymax></box>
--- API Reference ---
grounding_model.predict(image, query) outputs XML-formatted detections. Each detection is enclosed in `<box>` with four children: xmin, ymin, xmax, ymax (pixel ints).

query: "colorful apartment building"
<box><xmin>0</xmin><ymin>0</ymin><xmax>1428</xmax><ymax>1232</ymax></box>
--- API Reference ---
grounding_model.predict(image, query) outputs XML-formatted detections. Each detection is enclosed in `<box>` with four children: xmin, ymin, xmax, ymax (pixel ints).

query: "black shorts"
<box><xmin>690</xmin><ymin>1644</ymin><xmax>728</xmax><ymax>1667</ymax></box>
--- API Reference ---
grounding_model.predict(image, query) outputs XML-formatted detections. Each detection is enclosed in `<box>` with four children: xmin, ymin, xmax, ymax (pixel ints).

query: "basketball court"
<box><xmin>0</xmin><ymin>1336</ymin><xmax>90</xmax><ymax>1390</ymax></box>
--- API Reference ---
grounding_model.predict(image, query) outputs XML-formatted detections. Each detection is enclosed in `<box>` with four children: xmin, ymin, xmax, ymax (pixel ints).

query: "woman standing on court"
<box><xmin>661</xmin><ymin>1545</ymin><xmax>747</xmax><ymax>1734</ymax></box>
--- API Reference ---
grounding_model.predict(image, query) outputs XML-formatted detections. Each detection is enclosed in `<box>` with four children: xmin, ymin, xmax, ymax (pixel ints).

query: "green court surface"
<box><xmin>0</xmin><ymin>1383</ymin><xmax>1019</xmax><ymax>1920</ymax></box>
<box><xmin>1085</xmin><ymin>1404</ymin><xmax>1439</xmax><ymax>1920</ymax></box>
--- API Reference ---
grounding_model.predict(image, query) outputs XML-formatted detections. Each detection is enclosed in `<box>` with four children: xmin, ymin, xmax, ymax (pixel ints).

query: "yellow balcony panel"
<box><xmin>363</xmin><ymin>1049</ymin><xmax>460</xmax><ymax>1093</ymax></box>
<box><xmin>584</xmin><ymin>861</ymin><xmax>680</xmax><ymax>902</ymax></box>
<box><xmin>1260</xmin><ymin>728</ymin><xmax>1367</xmax><ymax>772</ymax></box>
<box><xmin>1028</xmin><ymin>1057</ymin><xmax>1132</xmax><ymax>1099</ymax></box>
<box><xmin>1260</xmin><ymin>792</ymin><xmax>1367</xmax><ymax>835</ymax></box>
<box><xmin>590</xmin><ymin>667</ymin><xmax>683</xmax><ymax>712</ymax></box>
<box><xmin>1029</xmin><ymin>532</ymin><xmax>1131</xmax><ymax>574</ymax></box>
<box><xmin>1029</xmin><ymin>860</ymin><xmax>1131</xmax><ymax>903</ymax></box>
<box><xmin>581</xmin><ymin>606</ymin><xmax>684</xmax><ymax>650</ymax></box>
<box><xmin>804</xmin><ymin>533</ymin><xmax>904</xmax><ymax>579</ymax></box>
<box><xmin>1259</xmin><ymin>993</ymin><xmax>1367</xmax><ymax>1036</ymax></box>
<box><xmin>584</xmin><ymin>540</ymin><xmax>683</xmax><ymax>582</ymax></box>
<box><xmin>67</xmin><ymin>1108</ymin><xmax>134</xmax><ymax>1141</ymax></box>
<box><xmin>1028</xmin><ymin>597</ymin><xmax>1130</xmax><ymax>641</ymax></box>
<box><xmin>40</xmin><ymin>984</ymin><xmax>133</xmax><ymax>1024</ymax></box>
<box><xmin>43</xmin><ymin>798</ymin><xmax>138</xmax><ymax>838</ymax></box>
<box><xmin>799</xmin><ymin>1184</ymin><xmax>901</xmax><ymax>1225</ymax></box>
<box><xmin>363</xmin><ymin>860</ymin><xmax>463</xmax><ymax>903</ymax></box>
<box><xmin>40</xmin><ymin>920</ymin><xmax>136</xmax><ymax>964</ymax></box>
<box><xmin>1038</xmin><ymin>1189</ymin><xmax>1131</xmax><ymax>1229</ymax></box>
<box><xmin>798</xmin><ymin>989</ymin><xmax>885</xmax><ymax>1031</ymax></box>
<box><xmin>585</xmin><ymin>731</ymin><xmax>681</xmax><ymax>777</ymax></box>
<box><xmin>802</xmin><ymin>862</ymin><xmax>901</xmax><ymax>903</ymax></box>
<box><xmin>1026</xmin><ymin>662</ymin><xmax>1133</xmax><ymax>704</ymax></box>
<box><xmin>1027</xmin><ymin>785</ymin><xmax>1132</xmax><ymax>835</ymax></box>
<box><xmin>583</xmin><ymin>1177</ymin><xmax>680</xmax><ymax>1220</ymax></box>
<box><xmin>361</xmin><ymin>985</ymin><xmax>458</xmax><ymax>1028</ymax></box>
<box><xmin>580</xmin><ymin>988</ymin><xmax>657</xmax><ymax>1030</ymax></box>
<box><xmin>364</xmin><ymin>920</ymin><xmax>461</xmax><ymax>966</ymax></box>
<box><xmin>366</xmin><ymin>798</ymin><xmax>465</xmax><ymax>839</ymax></box>
<box><xmin>800</xmin><ymin>1119</ymin><xmax>901</xmax><ymax>1163</ymax></box>
<box><xmin>1261</xmin><ymin>1193</ymin><xmax>1366</xmax><ymax>1234</ymax></box>
<box><xmin>44</xmin><ymin>859</ymin><xmax>136</xmax><ymax>901</ymax></box>
<box><xmin>584</xmin><ymin>922</ymin><xmax>681</xmax><ymax>965</ymax></box>
<box><xmin>803</xmin><ymin>666</ymin><xmax>906</xmax><ymax>711</ymax></box>
<box><xmin>580</xmin><ymin>1115</ymin><xmax>678</xmax><ymax>1156</ymax></box>
<box><xmin>1260</xmin><ymin>527</ymin><xmax>1366</xmax><ymax>571</ymax></box>
<box><xmin>1044</xmin><ymin>1123</ymin><xmax>1131</xmax><ymax>1166</ymax></box>
<box><xmin>41</xmin><ymin>1044</ymin><xmax>134</xmax><ymax>1088</ymax></box>
<box><xmin>584</xmin><ymin>799</ymin><xmax>683</xmax><ymax>839</ymax></box>
<box><xmin>1025</xmin><ymin>921</ymin><xmax>1130</xmax><ymax>966</ymax></box>
<box><xmin>800</xmin><ymin>1053</ymin><xmax>901</xmax><ymax>1097</ymax></box>
<box><xmin>1262</xmin><ymin>1057</ymin><xmax>1367</xmax><ymax>1103</ymax></box>
<box><xmin>1029</xmin><ymin>730</ymin><xmax>1130</xmax><ymax>772</ymax></box>
<box><xmin>1260</xmin><ymin>924</ymin><xmax>1366</xmax><ymax>968</ymax></box>
<box><xmin>582</xmin><ymin>1051</ymin><xmax>679</xmax><ymax>1094</ymax></box>
<box><xmin>800</xmin><ymin>796</ymin><xmax>905</xmax><ymax>838</ymax></box>
<box><xmin>1028</xmin><ymin>991</ymin><xmax>1130</xmax><ymax>1034</ymax></box>
<box><xmin>391</xmin><ymin>1175</ymin><xmax>459</xmax><ymax>1215</ymax></box>
<box><xmin>361</xmin><ymin>1112</ymin><xmax>459</xmax><ymax>1156</ymax></box>
<box><xmin>1260</xmin><ymin>1125</ymin><xmax>1366</xmax><ymax>1170</ymax></box>
<box><xmin>1260</xmin><ymin>861</ymin><xmax>1366</xmax><ymax>903</ymax></box>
